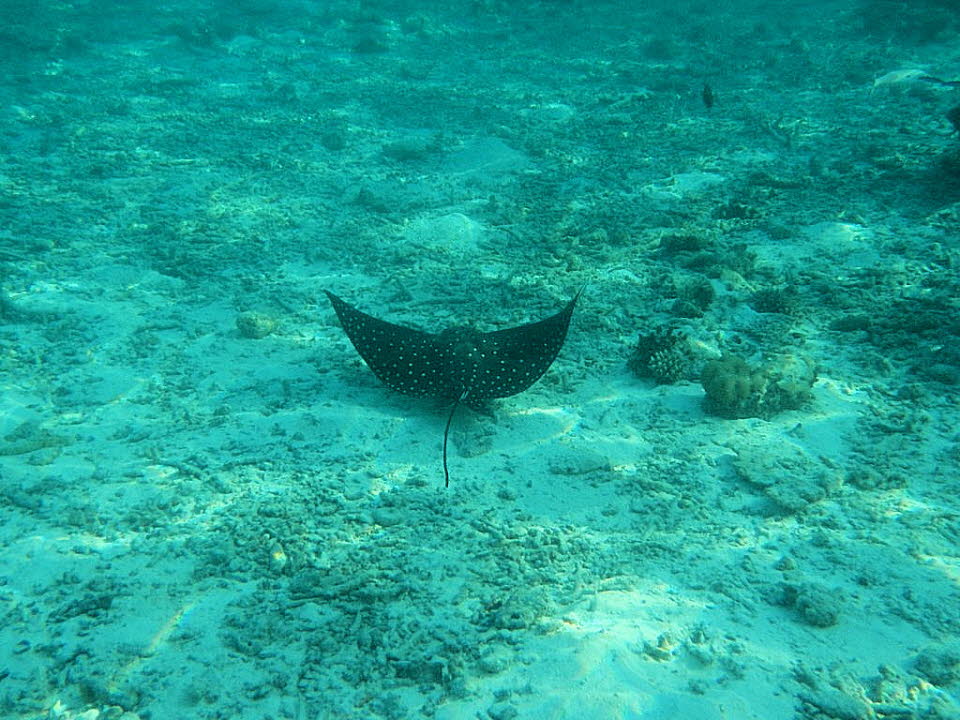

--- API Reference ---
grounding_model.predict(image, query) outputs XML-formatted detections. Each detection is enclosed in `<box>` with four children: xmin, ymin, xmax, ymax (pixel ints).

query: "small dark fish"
<box><xmin>325</xmin><ymin>289</ymin><xmax>581</xmax><ymax>486</ymax></box>
<box><xmin>702</xmin><ymin>83</ymin><xmax>715</xmax><ymax>110</ymax></box>
<box><xmin>947</xmin><ymin>105</ymin><xmax>960</xmax><ymax>134</ymax></box>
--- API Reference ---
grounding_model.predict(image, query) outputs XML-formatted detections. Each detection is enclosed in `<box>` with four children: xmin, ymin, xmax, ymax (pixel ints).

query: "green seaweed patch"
<box><xmin>701</xmin><ymin>353</ymin><xmax>816</xmax><ymax>418</ymax></box>
<box><xmin>781</xmin><ymin>581</ymin><xmax>842</xmax><ymax>628</ymax></box>
<box><xmin>750</xmin><ymin>286</ymin><xmax>800</xmax><ymax>315</ymax></box>
<box><xmin>236</xmin><ymin>311</ymin><xmax>277</xmax><ymax>339</ymax></box>
<box><xmin>658</xmin><ymin>228</ymin><xmax>714</xmax><ymax>254</ymax></box>
<box><xmin>669</xmin><ymin>273</ymin><xmax>715</xmax><ymax>318</ymax></box>
<box><xmin>0</xmin><ymin>421</ymin><xmax>69</xmax><ymax>457</ymax></box>
<box><xmin>915</xmin><ymin>642</ymin><xmax>960</xmax><ymax>685</ymax></box>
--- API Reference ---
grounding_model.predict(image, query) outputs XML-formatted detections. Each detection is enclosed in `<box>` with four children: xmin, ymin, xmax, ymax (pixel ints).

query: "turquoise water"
<box><xmin>1</xmin><ymin>1</ymin><xmax>959</xmax><ymax>718</ymax></box>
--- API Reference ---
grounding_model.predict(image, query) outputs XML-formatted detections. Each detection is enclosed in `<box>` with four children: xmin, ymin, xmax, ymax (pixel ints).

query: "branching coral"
<box><xmin>628</xmin><ymin>327</ymin><xmax>693</xmax><ymax>385</ymax></box>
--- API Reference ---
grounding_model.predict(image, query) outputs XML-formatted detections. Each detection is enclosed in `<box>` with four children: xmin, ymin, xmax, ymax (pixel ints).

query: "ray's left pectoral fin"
<box><xmin>324</xmin><ymin>290</ymin><xmax>447</xmax><ymax>397</ymax></box>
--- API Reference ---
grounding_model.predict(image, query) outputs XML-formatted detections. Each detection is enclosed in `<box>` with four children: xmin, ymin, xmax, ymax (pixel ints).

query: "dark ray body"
<box><xmin>325</xmin><ymin>289</ymin><xmax>580</xmax><ymax>486</ymax></box>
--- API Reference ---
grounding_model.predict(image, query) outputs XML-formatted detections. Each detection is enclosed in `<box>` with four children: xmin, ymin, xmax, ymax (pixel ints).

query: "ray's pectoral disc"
<box><xmin>441</xmin><ymin>327</ymin><xmax>488</xmax><ymax>397</ymax></box>
<box><xmin>324</xmin><ymin>289</ymin><xmax>580</xmax><ymax>486</ymax></box>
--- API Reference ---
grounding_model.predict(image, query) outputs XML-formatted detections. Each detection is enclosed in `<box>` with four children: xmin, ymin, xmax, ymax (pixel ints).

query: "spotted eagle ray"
<box><xmin>325</xmin><ymin>289</ymin><xmax>580</xmax><ymax>486</ymax></box>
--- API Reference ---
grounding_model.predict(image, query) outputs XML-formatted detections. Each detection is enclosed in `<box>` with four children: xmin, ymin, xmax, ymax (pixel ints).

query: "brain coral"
<box><xmin>700</xmin><ymin>353</ymin><xmax>816</xmax><ymax>418</ymax></box>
